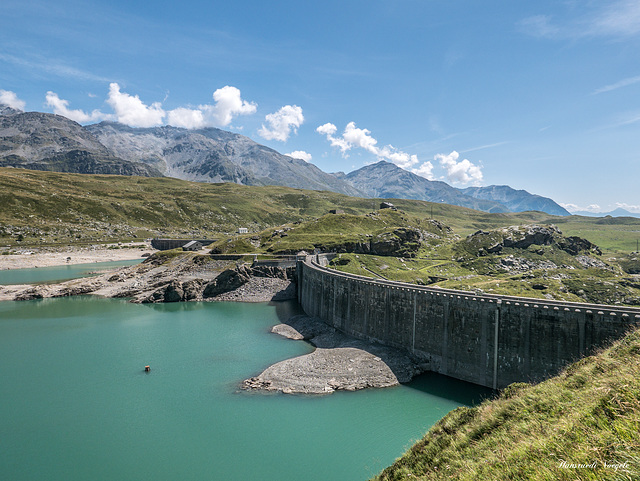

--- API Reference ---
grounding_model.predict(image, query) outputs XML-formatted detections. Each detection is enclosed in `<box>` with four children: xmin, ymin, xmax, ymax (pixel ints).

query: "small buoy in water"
<box><xmin>144</xmin><ymin>365</ymin><xmax>150</xmax><ymax>372</ymax></box>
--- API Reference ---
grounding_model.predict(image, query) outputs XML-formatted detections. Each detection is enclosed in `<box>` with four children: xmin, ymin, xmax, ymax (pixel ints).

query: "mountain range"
<box><xmin>0</xmin><ymin>109</ymin><xmax>160</xmax><ymax>177</ymax></box>
<box><xmin>86</xmin><ymin>122</ymin><xmax>362</xmax><ymax>196</ymax></box>
<box><xmin>340</xmin><ymin>161</ymin><xmax>509</xmax><ymax>213</ymax></box>
<box><xmin>570</xmin><ymin>208</ymin><xmax>640</xmax><ymax>219</ymax></box>
<box><xmin>0</xmin><ymin>104</ymin><xmax>570</xmax><ymax>216</ymax></box>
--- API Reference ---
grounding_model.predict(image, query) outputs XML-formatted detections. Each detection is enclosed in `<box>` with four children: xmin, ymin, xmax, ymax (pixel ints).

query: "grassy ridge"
<box><xmin>2</xmin><ymin>167</ymin><xmax>640</xmax><ymax>251</ymax></box>
<box><xmin>374</xmin><ymin>327</ymin><xmax>640</xmax><ymax>480</ymax></box>
<box><xmin>0</xmin><ymin>168</ymin><xmax>481</xmax><ymax>245</ymax></box>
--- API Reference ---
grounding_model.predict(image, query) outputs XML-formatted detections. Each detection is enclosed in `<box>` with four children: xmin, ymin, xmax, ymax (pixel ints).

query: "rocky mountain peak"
<box><xmin>0</xmin><ymin>111</ymin><xmax>161</xmax><ymax>177</ymax></box>
<box><xmin>0</xmin><ymin>104</ymin><xmax>21</xmax><ymax>116</ymax></box>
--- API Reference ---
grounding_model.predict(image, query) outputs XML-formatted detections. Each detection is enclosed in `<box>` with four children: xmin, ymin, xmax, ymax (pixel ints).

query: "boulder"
<box><xmin>558</xmin><ymin>236</ymin><xmax>602</xmax><ymax>256</ymax></box>
<box><xmin>203</xmin><ymin>266</ymin><xmax>251</xmax><ymax>298</ymax></box>
<box><xmin>14</xmin><ymin>287</ymin><xmax>45</xmax><ymax>301</ymax></box>
<box><xmin>182</xmin><ymin>279</ymin><xmax>204</xmax><ymax>300</ymax></box>
<box><xmin>163</xmin><ymin>280</ymin><xmax>184</xmax><ymax>303</ymax></box>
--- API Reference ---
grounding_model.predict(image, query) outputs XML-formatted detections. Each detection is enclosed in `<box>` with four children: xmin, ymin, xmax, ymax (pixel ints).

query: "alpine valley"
<box><xmin>0</xmin><ymin>105</ymin><xmax>568</xmax><ymax>215</ymax></box>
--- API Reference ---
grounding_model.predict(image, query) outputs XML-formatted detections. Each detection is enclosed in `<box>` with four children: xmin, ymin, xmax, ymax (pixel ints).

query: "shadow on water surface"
<box><xmin>271</xmin><ymin>299</ymin><xmax>305</xmax><ymax>322</ymax></box>
<box><xmin>404</xmin><ymin>371</ymin><xmax>495</xmax><ymax>406</ymax></box>
<box><xmin>136</xmin><ymin>299</ymin><xmax>305</xmax><ymax>318</ymax></box>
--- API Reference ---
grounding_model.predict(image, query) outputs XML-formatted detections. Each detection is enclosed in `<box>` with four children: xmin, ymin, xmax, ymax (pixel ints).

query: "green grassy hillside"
<box><xmin>374</xmin><ymin>326</ymin><xmax>640</xmax><ymax>480</ymax></box>
<box><xmin>208</xmin><ymin>209</ymin><xmax>450</xmax><ymax>256</ymax></box>
<box><xmin>209</xmin><ymin>210</ymin><xmax>640</xmax><ymax>306</ymax></box>
<box><xmin>0</xmin><ymin>168</ymin><xmax>431</xmax><ymax>245</ymax></box>
<box><xmin>1</xmin><ymin>168</ymin><xmax>640</xmax><ymax>254</ymax></box>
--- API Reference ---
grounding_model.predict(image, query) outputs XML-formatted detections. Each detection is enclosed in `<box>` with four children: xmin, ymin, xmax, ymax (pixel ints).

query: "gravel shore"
<box><xmin>242</xmin><ymin>315</ymin><xmax>425</xmax><ymax>394</ymax></box>
<box><xmin>0</xmin><ymin>243</ymin><xmax>153</xmax><ymax>270</ymax></box>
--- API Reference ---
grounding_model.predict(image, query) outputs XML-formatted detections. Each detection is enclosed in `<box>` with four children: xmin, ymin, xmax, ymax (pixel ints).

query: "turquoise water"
<box><xmin>0</xmin><ymin>297</ymin><xmax>491</xmax><ymax>481</ymax></box>
<box><xmin>0</xmin><ymin>259</ymin><xmax>143</xmax><ymax>285</ymax></box>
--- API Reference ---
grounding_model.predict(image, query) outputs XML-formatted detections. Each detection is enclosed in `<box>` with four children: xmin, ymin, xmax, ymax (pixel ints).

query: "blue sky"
<box><xmin>1</xmin><ymin>0</ymin><xmax>639</xmax><ymax>213</ymax></box>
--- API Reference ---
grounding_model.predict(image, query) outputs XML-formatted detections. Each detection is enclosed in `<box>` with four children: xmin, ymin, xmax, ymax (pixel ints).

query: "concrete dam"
<box><xmin>297</xmin><ymin>257</ymin><xmax>640</xmax><ymax>389</ymax></box>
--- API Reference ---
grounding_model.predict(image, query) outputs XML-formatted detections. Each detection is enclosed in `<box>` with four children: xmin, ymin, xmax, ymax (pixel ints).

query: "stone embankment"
<box><xmin>242</xmin><ymin>315</ymin><xmax>424</xmax><ymax>394</ymax></box>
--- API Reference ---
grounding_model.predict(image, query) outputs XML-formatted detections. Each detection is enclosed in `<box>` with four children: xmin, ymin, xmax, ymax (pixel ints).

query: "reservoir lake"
<box><xmin>0</xmin><ymin>259</ymin><xmax>143</xmax><ymax>285</ymax></box>
<box><xmin>0</xmin><ymin>295</ymin><xmax>491</xmax><ymax>481</ymax></box>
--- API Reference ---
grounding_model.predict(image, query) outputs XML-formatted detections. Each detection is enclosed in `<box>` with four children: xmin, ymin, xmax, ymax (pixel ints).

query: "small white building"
<box><xmin>182</xmin><ymin>240</ymin><xmax>203</xmax><ymax>251</ymax></box>
<box><xmin>237</xmin><ymin>227</ymin><xmax>249</xmax><ymax>234</ymax></box>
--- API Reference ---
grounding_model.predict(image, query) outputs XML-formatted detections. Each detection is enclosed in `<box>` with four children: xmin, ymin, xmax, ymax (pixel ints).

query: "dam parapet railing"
<box><xmin>297</xmin><ymin>255</ymin><xmax>640</xmax><ymax>389</ymax></box>
<box><xmin>305</xmin><ymin>255</ymin><xmax>640</xmax><ymax>317</ymax></box>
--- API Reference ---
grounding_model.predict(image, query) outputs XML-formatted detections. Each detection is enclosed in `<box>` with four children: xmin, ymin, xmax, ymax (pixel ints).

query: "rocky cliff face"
<box><xmin>86</xmin><ymin>122</ymin><xmax>364</xmax><ymax>195</ymax></box>
<box><xmin>0</xmin><ymin>110</ymin><xmax>161</xmax><ymax>177</ymax></box>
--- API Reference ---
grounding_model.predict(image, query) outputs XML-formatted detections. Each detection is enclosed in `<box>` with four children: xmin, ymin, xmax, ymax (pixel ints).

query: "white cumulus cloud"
<box><xmin>45</xmin><ymin>91</ymin><xmax>110</xmax><ymax>124</ymax></box>
<box><xmin>0</xmin><ymin>89</ymin><xmax>26</xmax><ymax>110</ymax></box>
<box><xmin>107</xmin><ymin>83</ymin><xmax>165</xmax><ymax>128</ymax></box>
<box><xmin>258</xmin><ymin>105</ymin><xmax>304</xmax><ymax>141</ymax></box>
<box><xmin>616</xmin><ymin>202</ymin><xmax>640</xmax><ymax>213</ymax></box>
<box><xmin>165</xmin><ymin>86</ymin><xmax>257</xmax><ymax>129</ymax></box>
<box><xmin>37</xmin><ymin>84</ymin><xmax>258</xmax><ymax>130</ymax></box>
<box><xmin>166</xmin><ymin>107</ymin><xmax>206</xmax><ymax>129</ymax></box>
<box><xmin>411</xmin><ymin>161</ymin><xmax>435</xmax><ymax>180</ymax></box>
<box><xmin>316</xmin><ymin>123</ymin><xmax>337</xmax><ymax>136</ymax></box>
<box><xmin>316</xmin><ymin>123</ymin><xmax>351</xmax><ymax>153</ymax></box>
<box><xmin>342</xmin><ymin>122</ymin><xmax>378</xmax><ymax>154</ymax></box>
<box><xmin>560</xmin><ymin>203</ymin><xmax>602</xmax><ymax>213</ymax></box>
<box><xmin>286</xmin><ymin>150</ymin><xmax>312</xmax><ymax>162</ymax></box>
<box><xmin>317</xmin><ymin>121</ymin><xmax>420</xmax><ymax>170</ymax></box>
<box><xmin>204</xmin><ymin>85</ymin><xmax>257</xmax><ymax>127</ymax></box>
<box><xmin>435</xmin><ymin>151</ymin><xmax>483</xmax><ymax>185</ymax></box>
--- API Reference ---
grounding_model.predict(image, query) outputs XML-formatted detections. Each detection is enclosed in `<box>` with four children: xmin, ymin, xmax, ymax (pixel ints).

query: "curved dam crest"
<box><xmin>297</xmin><ymin>257</ymin><xmax>640</xmax><ymax>389</ymax></box>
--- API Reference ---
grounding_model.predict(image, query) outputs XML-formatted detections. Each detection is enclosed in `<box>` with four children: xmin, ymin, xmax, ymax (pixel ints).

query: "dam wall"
<box><xmin>151</xmin><ymin>239</ymin><xmax>216</xmax><ymax>250</ymax></box>
<box><xmin>297</xmin><ymin>258</ymin><xmax>640</xmax><ymax>389</ymax></box>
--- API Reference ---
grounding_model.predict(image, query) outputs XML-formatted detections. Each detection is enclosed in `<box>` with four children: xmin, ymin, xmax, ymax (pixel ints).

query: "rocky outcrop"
<box><xmin>464</xmin><ymin>225</ymin><xmax>601</xmax><ymax>257</ymax></box>
<box><xmin>136</xmin><ymin>264</ymin><xmax>293</xmax><ymax>303</ymax></box>
<box><xmin>500</xmin><ymin>256</ymin><xmax>558</xmax><ymax>272</ymax></box>
<box><xmin>14</xmin><ymin>287</ymin><xmax>45</xmax><ymax>301</ymax></box>
<box><xmin>202</xmin><ymin>266</ymin><xmax>252</xmax><ymax>298</ymax></box>
<box><xmin>558</xmin><ymin>236</ymin><xmax>602</xmax><ymax>256</ymax></box>
<box><xmin>308</xmin><ymin>227</ymin><xmax>425</xmax><ymax>258</ymax></box>
<box><xmin>3</xmin><ymin>250</ymin><xmax>294</xmax><ymax>304</ymax></box>
<box><xmin>575</xmin><ymin>255</ymin><xmax>612</xmax><ymax>270</ymax></box>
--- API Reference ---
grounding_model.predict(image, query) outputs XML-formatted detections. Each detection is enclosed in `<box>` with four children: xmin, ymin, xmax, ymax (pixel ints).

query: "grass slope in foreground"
<box><xmin>374</xmin><ymin>326</ymin><xmax>640</xmax><ymax>480</ymax></box>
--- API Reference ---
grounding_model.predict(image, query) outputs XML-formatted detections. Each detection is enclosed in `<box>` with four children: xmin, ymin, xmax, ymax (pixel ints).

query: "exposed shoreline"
<box><xmin>0</xmin><ymin>249</ymin><xmax>296</xmax><ymax>303</ymax></box>
<box><xmin>242</xmin><ymin>315</ymin><xmax>425</xmax><ymax>394</ymax></box>
<box><xmin>0</xmin><ymin>243</ymin><xmax>153</xmax><ymax>270</ymax></box>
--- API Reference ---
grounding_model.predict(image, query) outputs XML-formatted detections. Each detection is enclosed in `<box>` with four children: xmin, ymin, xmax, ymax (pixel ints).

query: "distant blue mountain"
<box><xmin>458</xmin><ymin>185</ymin><xmax>570</xmax><ymax>216</ymax></box>
<box><xmin>570</xmin><ymin>208</ymin><xmax>640</xmax><ymax>218</ymax></box>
